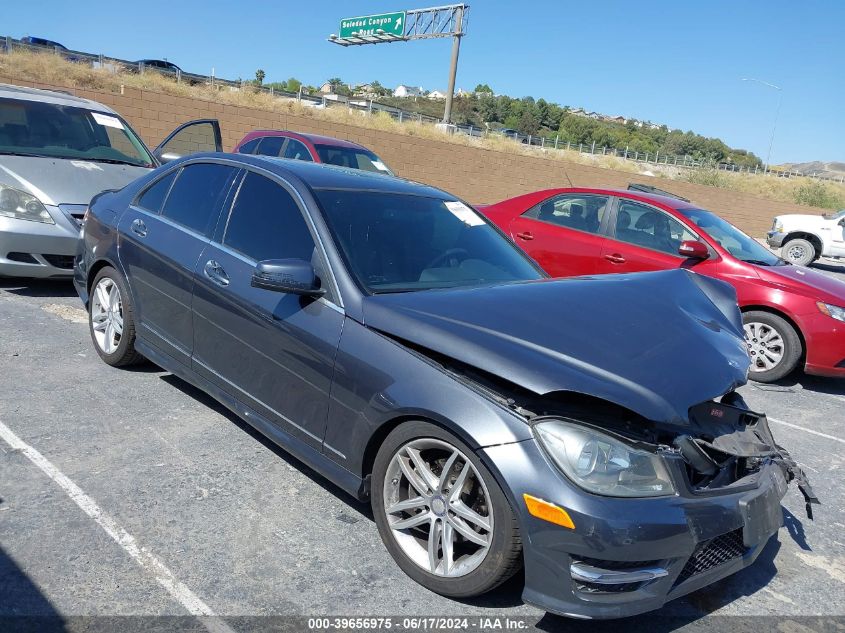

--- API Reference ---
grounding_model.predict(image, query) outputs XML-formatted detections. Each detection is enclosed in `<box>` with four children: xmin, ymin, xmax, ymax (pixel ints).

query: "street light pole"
<box><xmin>741</xmin><ymin>78</ymin><xmax>782</xmax><ymax>173</ymax></box>
<box><xmin>442</xmin><ymin>5</ymin><xmax>464</xmax><ymax>125</ymax></box>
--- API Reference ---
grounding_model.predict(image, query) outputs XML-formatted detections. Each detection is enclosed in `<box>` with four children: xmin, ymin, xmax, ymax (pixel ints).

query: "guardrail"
<box><xmin>3</xmin><ymin>36</ymin><xmax>842</xmax><ymax>186</ymax></box>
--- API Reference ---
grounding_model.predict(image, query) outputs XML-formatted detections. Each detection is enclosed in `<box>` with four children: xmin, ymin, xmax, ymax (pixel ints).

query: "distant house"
<box><xmin>570</xmin><ymin>107</ymin><xmax>587</xmax><ymax>117</ymax></box>
<box><xmin>354</xmin><ymin>83</ymin><xmax>375</xmax><ymax>96</ymax></box>
<box><xmin>610</xmin><ymin>115</ymin><xmax>627</xmax><ymax>124</ymax></box>
<box><xmin>394</xmin><ymin>84</ymin><xmax>424</xmax><ymax>98</ymax></box>
<box><xmin>319</xmin><ymin>82</ymin><xmax>335</xmax><ymax>94</ymax></box>
<box><xmin>586</xmin><ymin>112</ymin><xmax>601</xmax><ymax>120</ymax></box>
<box><xmin>428</xmin><ymin>89</ymin><xmax>448</xmax><ymax>100</ymax></box>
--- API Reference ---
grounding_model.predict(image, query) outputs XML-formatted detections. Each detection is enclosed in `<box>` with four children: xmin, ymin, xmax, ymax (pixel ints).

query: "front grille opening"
<box><xmin>7</xmin><ymin>252</ymin><xmax>38</xmax><ymax>264</ymax></box>
<box><xmin>675</xmin><ymin>529</ymin><xmax>747</xmax><ymax>586</ymax></box>
<box><xmin>41</xmin><ymin>254</ymin><xmax>75</xmax><ymax>269</ymax></box>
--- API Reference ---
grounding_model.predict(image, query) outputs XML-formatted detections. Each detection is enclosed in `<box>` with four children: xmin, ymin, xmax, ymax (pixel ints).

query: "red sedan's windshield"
<box><xmin>680</xmin><ymin>208</ymin><xmax>782</xmax><ymax>266</ymax></box>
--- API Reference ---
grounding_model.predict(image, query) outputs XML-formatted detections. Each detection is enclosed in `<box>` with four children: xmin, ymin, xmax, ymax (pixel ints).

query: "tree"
<box><xmin>285</xmin><ymin>77</ymin><xmax>302</xmax><ymax>93</ymax></box>
<box><xmin>254</xmin><ymin>69</ymin><xmax>265</xmax><ymax>86</ymax></box>
<box><xmin>517</xmin><ymin>110</ymin><xmax>540</xmax><ymax>136</ymax></box>
<box><xmin>328</xmin><ymin>77</ymin><xmax>344</xmax><ymax>91</ymax></box>
<box><xmin>474</xmin><ymin>83</ymin><xmax>493</xmax><ymax>94</ymax></box>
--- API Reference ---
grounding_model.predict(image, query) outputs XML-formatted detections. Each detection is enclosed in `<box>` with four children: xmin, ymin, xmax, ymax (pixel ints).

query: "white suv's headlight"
<box><xmin>534</xmin><ymin>420</ymin><xmax>675</xmax><ymax>497</ymax></box>
<box><xmin>0</xmin><ymin>185</ymin><xmax>54</xmax><ymax>224</ymax></box>
<box><xmin>818</xmin><ymin>302</ymin><xmax>845</xmax><ymax>322</ymax></box>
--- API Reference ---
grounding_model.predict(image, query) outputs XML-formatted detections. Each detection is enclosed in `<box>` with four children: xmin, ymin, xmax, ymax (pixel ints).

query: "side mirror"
<box><xmin>251</xmin><ymin>259</ymin><xmax>325</xmax><ymax>297</ymax></box>
<box><xmin>678</xmin><ymin>240</ymin><xmax>710</xmax><ymax>260</ymax></box>
<box><xmin>838</xmin><ymin>217</ymin><xmax>845</xmax><ymax>227</ymax></box>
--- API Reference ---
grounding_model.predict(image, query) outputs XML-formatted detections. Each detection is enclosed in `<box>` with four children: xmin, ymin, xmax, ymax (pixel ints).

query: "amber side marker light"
<box><xmin>523</xmin><ymin>494</ymin><xmax>575</xmax><ymax>529</ymax></box>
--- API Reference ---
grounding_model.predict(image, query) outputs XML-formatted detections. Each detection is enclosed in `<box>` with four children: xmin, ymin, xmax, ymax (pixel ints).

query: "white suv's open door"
<box><xmin>152</xmin><ymin>119</ymin><xmax>222</xmax><ymax>164</ymax></box>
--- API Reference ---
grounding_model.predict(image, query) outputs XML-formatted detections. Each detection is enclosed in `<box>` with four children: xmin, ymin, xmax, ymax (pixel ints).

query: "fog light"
<box><xmin>523</xmin><ymin>494</ymin><xmax>575</xmax><ymax>529</ymax></box>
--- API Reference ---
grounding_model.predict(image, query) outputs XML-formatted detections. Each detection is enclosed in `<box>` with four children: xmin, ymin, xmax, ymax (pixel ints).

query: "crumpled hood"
<box><xmin>363</xmin><ymin>269</ymin><xmax>750</xmax><ymax>424</ymax></box>
<box><xmin>0</xmin><ymin>155</ymin><xmax>150</xmax><ymax>206</ymax></box>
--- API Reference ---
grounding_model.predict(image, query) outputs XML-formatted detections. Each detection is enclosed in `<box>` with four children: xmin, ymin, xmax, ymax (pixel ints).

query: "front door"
<box><xmin>152</xmin><ymin>119</ymin><xmax>222</xmax><ymax>163</ymax></box>
<box><xmin>191</xmin><ymin>169</ymin><xmax>343</xmax><ymax>448</ymax></box>
<box><xmin>118</xmin><ymin>161</ymin><xmax>238</xmax><ymax>365</ymax></box>
<box><xmin>597</xmin><ymin>199</ymin><xmax>701</xmax><ymax>275</ymax></box>
<box><xmin>507</xmin><ymin>193</ymin><xmax>611</xmax><ymax>277</ymax></box>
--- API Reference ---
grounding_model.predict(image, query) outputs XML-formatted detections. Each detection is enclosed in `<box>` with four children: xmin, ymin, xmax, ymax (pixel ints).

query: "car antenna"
<box><xmin>560</xmin><ymin>163</ymin><xmax>574</xmax><ymax>188</ymax></box>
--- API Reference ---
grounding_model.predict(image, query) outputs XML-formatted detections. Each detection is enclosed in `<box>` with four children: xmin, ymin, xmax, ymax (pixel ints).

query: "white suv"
<box><xmin>767</xmin><ymin>209</ymin><xmax>845</xmax><ymax>266</ymax></box>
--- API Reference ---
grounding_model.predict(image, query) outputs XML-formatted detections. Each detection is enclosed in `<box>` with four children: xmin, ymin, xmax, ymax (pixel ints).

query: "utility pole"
<box><xmin>741</xmin><ymin>78</ymin><xmax>783</xmax><ymax>173</ymax></box>
<box><xmin>442</xmin><ymin>5</ymin><xmax>464</xmax><ymax>124</ymax></box>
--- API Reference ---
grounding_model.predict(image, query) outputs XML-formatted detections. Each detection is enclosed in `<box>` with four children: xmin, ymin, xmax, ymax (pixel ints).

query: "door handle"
<box><xmin>516</xmin><ymin>231</ymin><xmax>534</xmax><ymax>241</ymax></box>
<box><xmin>130</xmin><ymin>218</ymin><xmax>148</xmax><ymax>237</ymax></box>
<box><xmin>604</xmin><ymin>253</ymin><xmax>626</xmax><ymax>264</ymax></box>
<box><xmin>203</xmin><ymin>259</ymin><xmax>229</xmax><ymax>287</ymax></box>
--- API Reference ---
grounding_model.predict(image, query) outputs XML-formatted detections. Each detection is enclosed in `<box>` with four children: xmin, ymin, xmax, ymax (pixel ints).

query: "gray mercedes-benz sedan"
<box><xmin>0</xmin><ymin>83</ymin><xmax>221</xmax><ymax>278</ymax></box>
<box><xmin>74</xmin><ymin>154</ymin><xmax>816</xmax><ymax>619</ymax></box>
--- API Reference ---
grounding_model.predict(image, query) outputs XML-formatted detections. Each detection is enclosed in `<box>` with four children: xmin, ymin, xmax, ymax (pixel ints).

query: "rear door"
<box><xmin>598</xmin><ymin>199</ymin><xmax>699</xmax><ymax>274</ymax></box>
<box><xmin>191</xmin><ymin>169</ymin><xmax>343</xmax><ymax>448</ymax></box>
<box><xmin>152</xmin><ymin>119</ymin><xmax>222</xmax><ymax>163</ymax></box>
<box><xmin>118</xmin><ymin>161</ymin><xmax>238</xmax><ymax>366</ymax></box>
<box><xmin>507</xmin><ymin>193</ymin><xmax>611</xmax><ymax>277</ymax></box>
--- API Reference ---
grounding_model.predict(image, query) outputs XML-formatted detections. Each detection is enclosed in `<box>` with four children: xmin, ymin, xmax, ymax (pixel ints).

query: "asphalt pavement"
<box><xmin>1</xmin><ymin>261</ymin><xmax>844</xmax><ymax>633</ymax></box>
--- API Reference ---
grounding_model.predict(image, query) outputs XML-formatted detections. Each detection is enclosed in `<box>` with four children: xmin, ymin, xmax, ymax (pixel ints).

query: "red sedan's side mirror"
<box><xmin>679</xmin><ymin>240</ymin><xmax>710</xmax><ymax>260</ymax></box>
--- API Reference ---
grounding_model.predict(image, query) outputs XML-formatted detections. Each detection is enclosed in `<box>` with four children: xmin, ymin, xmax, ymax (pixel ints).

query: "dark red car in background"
<box><xmin>234</xmin><ymin>130</ymin><xmax>394</xmax><ymax>175</ymax></box>
<box><xmin>481</xmin><ymin>187</ymin><xmax>845</xmax><ymax>382</ymax></box>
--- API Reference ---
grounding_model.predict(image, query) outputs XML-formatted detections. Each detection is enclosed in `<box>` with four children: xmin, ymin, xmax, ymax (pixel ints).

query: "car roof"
<box><xmin>247</xmin><ymin>130</ymin><xmax>372</xmax><ymax>151</ymax></box>
<box><xmin>0</xmin><ymin>83</ymin><xmax>117</xmax><ymax>113</ymax></box>
<box><xmin>191</xmin><ymin>152</ymin><xmax>449</xmax><ymax>198</ymax></box>
<box><xmin>537</xmin><ymin>187</ymin><xmax>700</xmax><ymax>211</ymax></box>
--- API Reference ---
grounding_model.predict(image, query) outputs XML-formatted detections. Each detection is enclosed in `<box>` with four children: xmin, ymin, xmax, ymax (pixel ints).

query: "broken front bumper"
<box><xmin>483</xmin><ymin>419</ymin><xmax>814</xmax><ymax>619</ymax></box>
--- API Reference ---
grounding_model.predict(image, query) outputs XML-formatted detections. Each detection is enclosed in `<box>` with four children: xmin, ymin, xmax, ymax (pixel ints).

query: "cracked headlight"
<box><xmin>817</xmin><ymin>302</ymin><xmax>845</xmax><ymax>322</ymax></box>
<box><xmin>534</xmin><ymin>420</ymin><xmax>675</xmax><ymax>497</ymax></box>
<box><xmin>0</xmin><ymin>185</ymin><xmax>54</xmax><ymax>224</ymax></box>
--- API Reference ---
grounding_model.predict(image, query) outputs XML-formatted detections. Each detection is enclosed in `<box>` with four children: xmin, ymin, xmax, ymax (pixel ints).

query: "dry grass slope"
<box><xmin>2</xmin><ymin>50</ymin><xmax>843</xmax><ymax>209</ymax></box>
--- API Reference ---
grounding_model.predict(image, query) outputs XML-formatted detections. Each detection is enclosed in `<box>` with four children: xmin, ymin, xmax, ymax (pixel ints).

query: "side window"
<box><xmin>237</xmin><ymin>138</ymin><xmax>261</xmax><ymax>154</ymax></box>
<box><xmin>161</xmin><ymin>163</ymin><xmax>235</xmax><ymax>235</ymax></box>
<box><xmin>157</xmin><ymin>120</ymin><xmax>220</xmax><ymax>158</ymax></box>
<box><xmin>223</xmin><ymin>172</ymin><xmax>316</xmax><ymax>263</ymax></box>
<box><xmin>136</xmin><ymin>170</ymin><xmax>177</xmax><ymax>213</ymax></box>
<box><xmin>524</xmin><ymin>194</ymin><xmax>608</xmax><ymax>234</ymax></box>
<box><xmin>283</xmin><ymin>139</ymin><xmax>313</xmax><ymax>161</ymax></box>
<box><xmin>255</xmin><ymin>135</ymin><xmax>285</xmax><ymax>157</ymax></box>
<box><xmin>614</xmin><ymin>201</ymin><xmax>697</xmax><ymax>256</ymax></box>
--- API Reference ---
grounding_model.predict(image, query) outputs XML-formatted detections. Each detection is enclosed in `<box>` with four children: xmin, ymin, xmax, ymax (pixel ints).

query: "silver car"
<box><xmin>0</xmin><ymin>83</ymin><xmax>221</xmax><ymax>278</ymax></box>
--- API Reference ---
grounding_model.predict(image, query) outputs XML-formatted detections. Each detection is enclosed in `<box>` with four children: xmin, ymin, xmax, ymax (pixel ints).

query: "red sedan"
<box><xmin>481</xmin><ymin>187</ymin><xmax>845</xmax><ymax>382</ymax></box>
<box><xmin>234</xmin><ymin>130</ymin><xmax>394</xmax><ymax>175</ymax></box>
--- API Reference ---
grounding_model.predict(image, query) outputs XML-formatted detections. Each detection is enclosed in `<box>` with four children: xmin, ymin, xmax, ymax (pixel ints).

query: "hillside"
<box><xmin>778</xmin><ymin>161</ymin><xmax>845</xmax><ymax>181</ymax></box>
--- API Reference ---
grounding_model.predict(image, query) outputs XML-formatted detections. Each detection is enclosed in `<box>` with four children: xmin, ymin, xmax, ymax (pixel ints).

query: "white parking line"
<box><xmin>768</xmin><ymin>417</ymin><xmax>845</xmax><ymax>445</ymax></box>
<box><xmin>0</xmin><ymin>420</ymin><xmax>236</xmax><ymax>633</ymax></box>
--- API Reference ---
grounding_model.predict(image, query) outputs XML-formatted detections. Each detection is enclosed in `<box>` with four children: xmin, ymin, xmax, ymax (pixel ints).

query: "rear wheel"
<box><xmin>371</xmin><ymin>421</ymin><xmax>522</xmax><ymax>598</ymax></box>
<box><xmin>89</xmin><ymin>267</ymin><xmax>144</xmax><ymax>367</ymax></box>
<box><xmin>781</xmin><ymin>238</ymin><xmax>816</xmax><ymax>266</ymax></box>
<box><xmin>742</xmin><ymin>311</ymin><xmax>802</xmax><ymax>382</ymax></box>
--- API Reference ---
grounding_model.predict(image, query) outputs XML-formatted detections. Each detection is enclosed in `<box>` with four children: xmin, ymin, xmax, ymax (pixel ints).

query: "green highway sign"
<box><xmin>339</xmin><ymin>11</ymin><xmax>406</xmax><ymax>38</ymax></box>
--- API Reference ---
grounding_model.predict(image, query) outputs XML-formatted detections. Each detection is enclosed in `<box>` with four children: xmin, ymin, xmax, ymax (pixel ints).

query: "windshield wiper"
<box><xmin>0</xmin><ymin>151</ymin><xmax>54</xmax><ymax>158</ymax></box>
<box><xmin>84</xmin><ymin>157</ymin><xmax>149</xmax><ymax>167</ymax></box>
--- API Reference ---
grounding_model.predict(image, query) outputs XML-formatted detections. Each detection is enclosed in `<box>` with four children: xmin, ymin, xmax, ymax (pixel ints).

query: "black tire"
<box><xmin>371</xmin><ymin>421</ymin><xmax>522</xmax><ymax>598</ymax></box>
<box><xmin>743</xmin><ymin>310</ymin><xmax>802</xmax><ymax>383</ymax></box>
<box><xmin>88</xmin><ymin>266</ymin><xmax>144</xmax><ymax>367</ymax></box>
<box><xmin>781</xmin><ymin>238</ymin><xmax>816</xmax><ymax>266</ymax></box>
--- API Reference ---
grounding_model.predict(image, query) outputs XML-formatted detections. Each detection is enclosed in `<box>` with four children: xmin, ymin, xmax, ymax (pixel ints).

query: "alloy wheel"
<box><xmin>90</xmin><ymin>277</ymin><xmax>124</xmax><ymax>354</ymax></box>
<box><xmin>382</xmin><ymin>438</ymin><xmax>493</xmax><ymax>578</ymax></box>
<box><xmin>744</xmin><ymin>321</ymin><xmax>784</xmax><ymax>373</ymax></box>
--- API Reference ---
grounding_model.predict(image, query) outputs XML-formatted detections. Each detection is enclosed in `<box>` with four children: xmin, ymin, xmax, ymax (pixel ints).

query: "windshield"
<box><xmin>315</xmin><ymin>189</ymin><xmax>543</xmax><ymax>293</ymax></box>
<box><xmin>314</xmin><ymin>144</ymin><xmax>394</xmax><ymax>175</ymax></box>
<box><xmin>0</xmin><ymin>97</ymin><xmax>154</xmax><ymax>167</ymax></box>
<box><xmin>824</xmin><ymin>209</ymin><xmax>845</xmax><ymax>220</ymax></box>
<box><xmin>680</xmin><ymin>208</ymin><xmax>782</xmax><ymax>265</ymax></box>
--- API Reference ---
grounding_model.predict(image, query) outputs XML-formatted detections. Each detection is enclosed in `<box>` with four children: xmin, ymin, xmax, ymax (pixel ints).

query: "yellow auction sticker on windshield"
<box><xmin>91</xmin><ymin>112</ymin><xmax>124</xmax><ymax>129</ymax></box>
<box><xmin>445</xmin><ymin>201</ymin><xmax>484</xmax><ymax>226</ymax></box>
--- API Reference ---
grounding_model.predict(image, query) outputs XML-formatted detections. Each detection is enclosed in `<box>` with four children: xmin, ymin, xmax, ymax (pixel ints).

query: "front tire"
<box><xmin>89</xmin><ymin>267</ymin><xmax>144</xmax><ymax>367</ymax></box>
<box><xmin>371</xmin><ymin>421</ymin><xmax>522</xmax><ymax>598</ymax></box>
<box><xmin>743</xmin><ymin>311</ymin><xmax>802</xmax><ymax>382</ymax></box>
<box><xmin>782</xmin><ymin>238</ymin><xmax>816</xmax><ymax>266</ymax></box>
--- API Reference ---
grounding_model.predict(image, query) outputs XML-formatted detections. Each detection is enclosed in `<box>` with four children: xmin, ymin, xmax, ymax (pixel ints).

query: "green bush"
<box><xmin>682</xmin><ymin>168</ymin><xmax>730</xmax><ymax>188</ymax></box>
<box><xmin>793</xmin><ymin>181</ymin><xmax>845</xmax><ymax>209</ymax></box>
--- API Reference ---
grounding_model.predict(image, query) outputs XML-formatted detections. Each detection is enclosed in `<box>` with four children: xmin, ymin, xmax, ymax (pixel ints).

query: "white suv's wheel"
<box><xmin>782</xmin><ymin>238</ymin><xmax>816</xmax><ymax>266</ymax></box>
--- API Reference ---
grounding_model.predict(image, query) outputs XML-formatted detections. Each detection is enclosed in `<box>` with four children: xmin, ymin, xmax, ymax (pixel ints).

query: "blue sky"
<box><xmin>5</xmin><ymin>0</ymin><xmax>843</xmax><ymax>163</ymax></box>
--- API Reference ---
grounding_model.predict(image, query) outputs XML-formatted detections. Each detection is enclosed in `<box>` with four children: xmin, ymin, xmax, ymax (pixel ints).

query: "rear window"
<box><xmin>314</xmin><ymin>144</ymin><xmax>392</xmax><ymax>175</ymax></box>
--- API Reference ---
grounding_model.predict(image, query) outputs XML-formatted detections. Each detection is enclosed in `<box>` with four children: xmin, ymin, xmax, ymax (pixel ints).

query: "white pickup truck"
<box><xmin>767</xmin><ymin>209</ymin><xmax>845</xmax><ymax>266</ymax></box>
